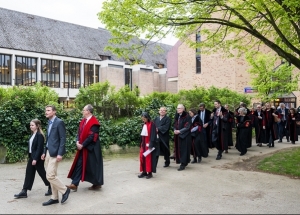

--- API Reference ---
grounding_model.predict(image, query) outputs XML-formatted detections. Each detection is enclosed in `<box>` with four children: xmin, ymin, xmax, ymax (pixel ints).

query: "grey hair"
<box><xmin>85</xmin><ymin>104</ymin><xmax>94</xmax><ymax>114</ymax></box>
<box><xmin>238</xmin><ymin>107</ymin><xmax>247</xmax><ymax>115</ymax></box>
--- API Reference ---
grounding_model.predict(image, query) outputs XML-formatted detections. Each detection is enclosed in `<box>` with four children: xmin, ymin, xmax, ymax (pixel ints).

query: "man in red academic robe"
<box><xmin>67</xmin><ymin>104</ymin><xmax>104</xmax><ymax>191</ymax></box>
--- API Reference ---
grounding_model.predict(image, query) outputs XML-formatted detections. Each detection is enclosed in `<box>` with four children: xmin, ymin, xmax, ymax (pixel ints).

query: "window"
<box><xmin>99</xmin><ymin>55</ymin><xmax>111</xmax><ymax>60</ymax></box>
<box><xmin>108</xmin><ymin>64</ymin><xmax>123</xmax><ymax>69</ymax></box>
<box><xmin>63</xmin><ymin>62</ymin><xmax>80</xmax><ymax>88</ymax></box>
<box><xmin>196</xmin><ymin>31</ymin><xmax>201</xmax><ymax>74</ymax></box>
<box><xmin>140</xmin><ymin>68</ymin><xmax>152</xmax><ymax>72</ymax></box>
<box><xmin>41</xmin><ymin>59</ymin><xmax>60</xmax><ymax>87</ymax></box>
<box><xmin>0</xmin><ymin>54</ymin><xmax>11</xmax><ymax>85</ymax></box>
<box><xmin>156</xmin><ymin>63</ymin><xmax>164</xmax><ymax>69</ymax></box>
<box><xmin>15</xmin><ymin>56</ymin><xmax>37</xmax><ymax>86</ymax></box>
<box><xmin>125</xmin><ymin>68</ymin><xmax>132</xmax><ymax>90</ymax></box>
<box><xmin>84</xmin><ymin>64</ymin><xmax>94</xmax><ymax>87</ymax></box>
<box><xmin>95</xmin><ymin>65</ymin><xmax>100</xmax><ymax>83</ymax></box>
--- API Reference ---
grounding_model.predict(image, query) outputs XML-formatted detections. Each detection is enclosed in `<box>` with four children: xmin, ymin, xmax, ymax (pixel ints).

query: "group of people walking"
<box><xmin>138</xmin><ymin>100</ymin><xmax>300</xmax><ymax>178</ymax></box>
<box><xmin>14</xmin><ymin>104</ymin><xmax>104</xmax><ymax>206</ymax></box>
<box><xmin>13</xmin><ymin>100</ymin><xmax>299</xmax><ymax>203</ymax></box>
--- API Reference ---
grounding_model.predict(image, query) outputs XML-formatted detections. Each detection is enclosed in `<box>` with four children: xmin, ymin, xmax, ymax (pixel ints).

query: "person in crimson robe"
<box><xmin>67</xmin><ymin>104</ymin><xmax>103</xmax><ymax>191</ymax></box>
<box><xmin>174</xmin><ymin>104</ymin><xmax>192</xmax><ymax>171</ymax></box>
<box><xmin>211</xmin><ymin>100</ymin><xmax>230</xmax><ymax>160</ymax></box>
<box><xmin>253</xmin><ymin>104</ymin><xmax>266</xmax><ymax>147</ymax></box>
<box><xmin>263</xmin><ymin>102</ymin><xmax>279</xmax><ymax>148</ymax></box>
<box><xmin>286</xmin><ymin>108</ymin><xmax>299</xmax><ymax>144</ymax></box>
<box><xmin>138</xmin><ymin>112</ymin><xmax>159</xmax><ymax>179</ymax></box>
<box><xmin>189</xmin><ymin>108</ymin><xmax>208</xmax><ymax>164</ymax></box>
<box><xmin>235</xmin><ymin>107</ymin><xmax>252</xmax><ymax>156</ymax></box>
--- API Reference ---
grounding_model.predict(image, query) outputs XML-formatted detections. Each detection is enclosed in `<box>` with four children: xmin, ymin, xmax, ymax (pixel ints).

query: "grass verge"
<box><xmin>257</xmin><ymin>147</ymin><xmax>300</xmax><ymax>177</ymax></box>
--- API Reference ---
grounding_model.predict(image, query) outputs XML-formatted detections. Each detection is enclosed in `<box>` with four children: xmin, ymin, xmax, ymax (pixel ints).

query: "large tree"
<box><xmin>98</xmin><ymin>0</ymin><xmax>300</xmax><ymax>69</ymax></box>
<box><xmin>246</xmin><ymin>52</ymin><xmax>298</xmax><ymax>100</ymax></box>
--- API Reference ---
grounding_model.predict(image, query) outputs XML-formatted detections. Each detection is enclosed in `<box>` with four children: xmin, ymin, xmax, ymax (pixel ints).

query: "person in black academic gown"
<box><xmin>263</xmin><ymin>103</ymin><xmax>279</xmax><ymax>148</ymax></box>
<box><xmin>235</xmin><ymin>107</ymin><xmax>252</xmax><ymax>156</ymax></box>
<box><xmin>154</xmin><ymin>107</ymin><xmax>171</xmax><ymax>167</ymax></box>
<box><xmin>286</xmin><ymin>108</ymin><xmax>299</xmax><ymax>144</ymax></box>
<box><xmin>224</xmin><ymin>104</ymin><xmax>234</xmax><ymax>153</ymax></box>
<box><xmin>211</xmin><ymin>100</ymin><xmax>230</xmax><ymax>160</ymax></box>
<box><xmin>189</xmin><ymin>108</ymin><xmax>208</xmax><ymax>164</ymax></box>
<box><xmin>253</xmin><ymin>104</ymin><xmax>266</xmax><ymax>147</ymax></box>
<box><xmin>173</xmin><ymin>104</ymin><xmax>192</xmax><ymax>171</ymax></box>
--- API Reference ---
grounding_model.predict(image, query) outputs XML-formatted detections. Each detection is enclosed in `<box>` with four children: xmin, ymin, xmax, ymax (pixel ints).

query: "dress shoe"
<box><xmin>198</xmin><ymin>157</ymin><xmax>202</xmax><ymax>163</ymax></box>
<box><xmin>292</xmin><ymin>141</ymin><xmax>295</xmax><ymax>144</ymax></box>
<box><xmin>163</xmin><ymin>164</ymin><xmax>170</xmax><ymax>167</ymax></box>
<box><xmin>66</xmin><ymin>184</ymin><xmax>78</xmax><ymax>192</ymax></box>
<box><xmin>169</xmin><ymin>154</ymin><xmax>175</xmax><ymax>160</ymax></box>
<box><xmin>45</xmin><ymin>186</ymin><xmax>52</xmax><ymax>196</ymax></box>
<box><xmin>138</xmin><ymin>172</ymin><xmax>147</xmax><ymax>178</ymax></box>
<box><xmin>42</xmin><ymin>199</ymin><xmax>59</xmax><ymax>206</ymax></box>
<box><xmin>191</xmin><ymin>158</ymin><xmax>197</xmax><ymax>164</ymax></box>
<box><xmin>61</xmin><ymin>188</ymin><xmax>70</xmax><ymax>203</ymax></box>
<box><xmin>177</xmin><ymin>166</ymin><xmax>185</xmax><ymax>171</ymax></box>
<box><xmin>14</xmin><ymin>189</ymin><xmax>27</xmax><ymax>198</ymax></box>
<box><xmin>88</xmin><ymin>185</ymin><xmax>102</xmax><ymax>190</ymax></box>
<box><xmin>146</xmin><ymin>173</ymin><xmax>153</xmax><ymax>179</ymax></box>
<box><xmin>225</xmin><ymin>150</ymin><xmax>228</xmax><ymax>154</ymax></box>
<box><xmin>216</xmin><ymin>155</ymin><xmax>222</xmax><ymax>160</ymax></box>
<box><xmin>287</xmin><ymin>139</ymin><xmax>290</xmax><ymax>142</ymax></box>
<box><xmin>278</xmin><ymin>140</ymin><xmax>282</xmax><ymax>143</ymax></box>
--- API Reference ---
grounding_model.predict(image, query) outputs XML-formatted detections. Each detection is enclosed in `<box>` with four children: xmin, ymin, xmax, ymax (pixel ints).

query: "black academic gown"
<box><xmin>190</xmin><ymin>115</ymin><xmax>208</xmax><ymax>159</ymax></box>
<box><xmin>253</xmin><ymin>110</ymin><xmax>266</xmax><ymax>144</ymax></box>
<box><xmin>287</xmin><ymin>113</ymin><xmax>299</xmax><ymax>142</ymax></box>
<box><xmin>235</xmin><ymin>115</ymin><xmax>252</xmax><ymax>155</ymax></box>
<box><xmin>173</xmin><ymin>111</ymin><xmax>192</xmax><ymax>167</ymax></box>
<box><xmin>211</xmin><ymin>107</ymin><xmax>230</xmax><ymax>151</ymax></box>
<box><xmin>153</xmin><ymin>115</ymin><xmax>171</xmax><ymax>158</ymax></box>
<box><xmin>227</xmin><ymin>110</ymin><xmax>234</xmax><ymax>147</ymax></box>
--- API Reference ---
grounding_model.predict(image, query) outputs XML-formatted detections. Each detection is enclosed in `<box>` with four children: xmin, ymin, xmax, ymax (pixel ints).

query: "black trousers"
<box><xmin>23</xmin><ymin>156</ymin><xmax>50</xmax><ymax>190</ymax></box>
<box><xmin>71</xmin><ymin>151</ymin><xmax>83</xmax><ymax>186</ymax></box>
<box><xmin>160</xmin><ymin>140</ymin><xmax>170</xmax><ymax>165</ymax></box>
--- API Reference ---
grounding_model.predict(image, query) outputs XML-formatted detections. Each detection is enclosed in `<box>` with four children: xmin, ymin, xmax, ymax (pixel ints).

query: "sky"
<box><xmin>0</xmin><ymin>0</ymin><xmax>178</xmax><ymax>46</ymax></box>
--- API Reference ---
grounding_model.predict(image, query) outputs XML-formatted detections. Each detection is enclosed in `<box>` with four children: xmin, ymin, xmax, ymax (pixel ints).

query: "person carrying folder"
<box><xmin>138</xmin><ymin>112</ymin><xmax>159</xmax><ymax>179</ymax></box>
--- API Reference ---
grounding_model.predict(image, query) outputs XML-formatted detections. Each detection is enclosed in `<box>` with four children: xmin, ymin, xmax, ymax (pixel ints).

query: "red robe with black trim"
<box><xmin>67</xmin><ymin>116</ymin><xmax>103</xmax><ymax>184</ymax></box>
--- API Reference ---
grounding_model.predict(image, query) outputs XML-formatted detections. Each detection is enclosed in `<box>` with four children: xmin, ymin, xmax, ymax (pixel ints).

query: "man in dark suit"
<box><xmin>277</xmin><ymin>103</ymin><xmax>290</xmax><ymax>142</ymax></box>
<box><xmin>41</xmin><ymin>105</ymin><xmax>70</xmax><ymax>206</ymax></box>
<box><xmin>198</xmin><ymin>103</ymin><xmax>212</xmax><ymax>150</ymax></box>
<box><xmin>154</xmin><ymin>106</ymin><xmax>171</xmax><ymax>167</ymax></box>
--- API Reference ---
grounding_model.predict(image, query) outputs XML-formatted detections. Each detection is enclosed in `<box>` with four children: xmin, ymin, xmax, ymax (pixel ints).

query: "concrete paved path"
<box><xmin>1</xmin><ymin>140</ymin><xmax>300</xmax><ymax>214</ymax></box>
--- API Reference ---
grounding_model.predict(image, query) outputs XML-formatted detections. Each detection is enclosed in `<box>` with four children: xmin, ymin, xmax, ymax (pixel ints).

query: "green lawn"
<box><xmin>257</xmin><ymin>147</ymin><xmax>300</xmax><ymax>177</ymax></box>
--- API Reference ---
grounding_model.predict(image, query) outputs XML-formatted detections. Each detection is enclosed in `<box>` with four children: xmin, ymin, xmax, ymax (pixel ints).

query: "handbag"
<box><xmin>274</xmin><ymin>115</ymin><xmax>280</xmax><ymax>123</ymax></box>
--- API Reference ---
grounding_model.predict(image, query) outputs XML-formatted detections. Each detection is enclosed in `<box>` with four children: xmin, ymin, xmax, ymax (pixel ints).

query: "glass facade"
<box><xmin>41</xmin><ymin>59</ymin><xmax>60</xmax><ymax>87</ymax></box>
<box><xmin>84</xmin><ymin>64</ymin><xmax>94</xmax><ymax>87</ymax></box>
<box><xmin>63</xmin><ymin>62</ymin><xmax>80</xmax><ymax>88</ymax></box>
<box><xmin>125</xmin><ymin>68</ymin><xmax>132</xmax><ymax>90</ymax></box>
<box><xmin>196</xmin><ymin>31</ymin><xmax>201</xmax><ymax>74</ymax></box>
<box><xmin>95</xmin><ymin>65</ymin><xmax>100</xmax><ymax>83</ymax></box>
<box><xmin>15</xmin><ymin>56</ymin><xmax>37</xmax><ymax>86</ymax></box>
<box><xmin>0</xmin><ymin>54</ymin><xmax>11</xmax><ymax>85</ymax></box>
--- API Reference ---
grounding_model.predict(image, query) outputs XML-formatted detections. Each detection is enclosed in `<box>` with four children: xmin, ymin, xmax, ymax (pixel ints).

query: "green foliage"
<box><xmin>99</xmin><ymin>0</ymin><xmax>300</xmax><ymax>70</ymax></box>
<box><xmin>115</xmin><ymin>85</ymin><xmax>140</xmax><ymax>117</ymax></box>
<box><xmin>257</xmin><ymin>147</ymin><xmax>300</xmax><ymax>177</ymax></box>
<box><xmin>246</xmin><ymin>52</ymin><xmax>298</xmax><ymax>101</ymax></box>
<box><xmin>74</xmin><ymin>81</ymin><xmax>118</xmax><ymax>119</ymax></box>
<box><xmin>0</xmin><ymin>81</ymin><xmax>251</xmax><ymax>163</ymax></box>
